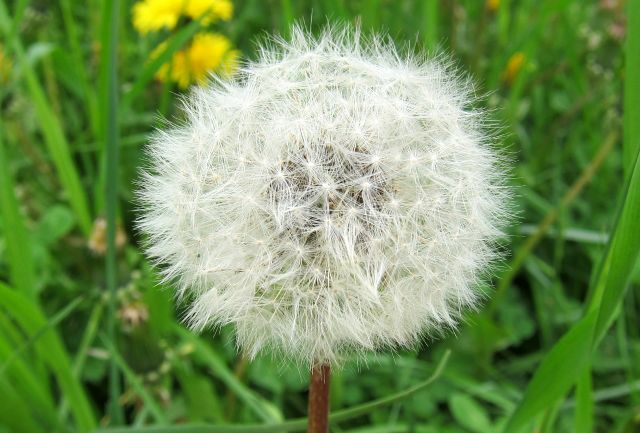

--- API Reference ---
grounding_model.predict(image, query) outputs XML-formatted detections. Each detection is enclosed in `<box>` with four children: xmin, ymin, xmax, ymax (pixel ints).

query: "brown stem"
<box><xmin>307</xmin><ymin>363</ymin><xmax>331</xmax><ymax>433</ymax></box>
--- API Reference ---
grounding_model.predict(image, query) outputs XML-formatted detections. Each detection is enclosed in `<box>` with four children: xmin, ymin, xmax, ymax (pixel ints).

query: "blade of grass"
<box><xmin>59</xmin><ymin>299</ymin><xmax>105</xmax><ymax>421</ymax></box>
<box><xmin>321</xmin><ymin>0</ymin><xmax>348</xmax><ymax>20</ymax></box>
<box><xmin>102</xmin><ymin>0</ymin><xmax>123</xmax><ymax>425</ymax></box>
<box><xmin>624</xmin><ymin>0</ymin><xmax>640</xmax><ymax>178</ymax></box>
<box><xmin>0</xmin><ymin>122</ymin><xmax>37</xmax><ymax>297</ymax></box>
<box><xmin>73</xmin><ymin>300</ymin><xmax>105</xmax><ymax>376</ymax></box>
<box><xmin>59</xmin><ymin>0</ymin><xmax>101</xmax><ymax>140</ymax></box>
<box><xmin>0</xmin><ymin>0</ymin><xmax>93</xmax><ymax>236</ymax></box>
<box><xmin>102</xmin><ymin>337</ymin><xmax>168</xmax><ymax>425</ymax></box>
<box><xmin>502</xmin><ymin>311</ymin><xmax>597</xmax><ymax>433</ymax></box>
<box><xmin>93</xmin><ymin>350</ymin><xmax>450</xmax><ymax>433</ymax></box>
<box><xmin>0</xmin><ymin>283</ymin><xmax>96</xmax><ymax>432</ymax></box>
<box><xmin>503</xmin><ymin>127</ymin><xmax>640</xmax><ymax>433</ymax></box>
<box><xmin>176</xmin><ymin>327</ymin><xmax>284</xmax><ymax>423</ymax></box>
<box><xmin>574</xmin><ymin>367</ymin><xmax>593</xmax><ymax>433</ymax></box>
<box><xmin>591</xmin><ymin>154</ymin><xmax>640</xmax><ymax>342</ymax></box>
<box><xmin>0</xmin><ymin>296</ymin><xmax>83</xmax><ymax>375</ymax></box>
<box><xmin>96</xmin><ymin>18</ymin><xmax>201</xmax><ymax>214</ymax></box>
<box><xmin>281</xmin><ymin>0</ymin><xmax>294</xmax><ymax>37</ymax></box>
<box><xmin>0</xmin><ymin>321</ymin><xmax>60</xmax><ymax>430</ymax></box>
<box><xmin>421</xmin><ymin>0</ymin><xmax>439</xmax><ymax>50</ymax></box>
<box><xmin>362</xmin><ymin>0</ymin><xmax>380</xmax><ymax>29</ymax></box>
<box><xmin>0</xmin><ymin>380</ymin><xmax>44</xmax><ymax>433</ymax></box>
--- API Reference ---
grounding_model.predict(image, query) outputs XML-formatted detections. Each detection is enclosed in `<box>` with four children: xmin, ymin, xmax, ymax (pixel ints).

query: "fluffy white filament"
<box><xmin>138</xmin><ymin>26</ymin><xmax>509</xmax><ymax>366</ymax></box>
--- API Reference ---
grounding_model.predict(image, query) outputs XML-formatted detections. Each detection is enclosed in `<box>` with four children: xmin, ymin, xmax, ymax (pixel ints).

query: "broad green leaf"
<box><xmin>449</xmin><ymin>393</ymin><xmax>493</xmax><ymax>433</ymax></box>
<box><xmin>174</xmin><ymin>363</ymin><xmax>224</xmax><ymax>422</ymax></box>
<box><xmin>35</xmin><ymin>205</ymin><xmax>75</xmax><ymax>246</ymax></box>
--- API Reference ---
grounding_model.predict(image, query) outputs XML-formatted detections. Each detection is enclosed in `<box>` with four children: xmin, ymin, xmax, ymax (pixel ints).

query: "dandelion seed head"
<box><xmin>137</xmin><ymin>25</ymin><xmax>511</xmax><ymax>366</ymax></box>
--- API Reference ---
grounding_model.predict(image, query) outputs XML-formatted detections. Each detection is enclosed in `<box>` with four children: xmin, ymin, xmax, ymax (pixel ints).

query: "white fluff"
<box><xmin>137</xmin><ymin>25</ymin><xmax>510</xmax><ymax>366</ymax></box>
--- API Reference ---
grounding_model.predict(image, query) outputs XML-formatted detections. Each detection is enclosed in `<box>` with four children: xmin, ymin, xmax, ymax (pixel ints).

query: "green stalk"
<box><xmin>421</xmin><ymin>0</ymin><xmax>439</xmax><ymax>50</ymax></box>
<box><xmin>95</xmin><ymin>351</ymin><xmax>450</xmax><ymax>433</ymax></box>
<box><xmin>103</xmin><ymin>0</ymin><xmax>123</xmax><ymax>425</ymax></box>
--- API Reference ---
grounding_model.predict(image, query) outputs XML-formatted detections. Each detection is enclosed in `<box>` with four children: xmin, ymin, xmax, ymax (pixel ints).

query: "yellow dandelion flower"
<box><xmin>154</xmin><ymin>32</ymin><xmax>239</xmax><ymax>89</ymax></box>
<box><xmin>0</xmin><ymin>43</ymin><xmax>12</xmax><ymax>83</ymax></box>
<box><xmin>186</xmin><ymin>32</ymin><xmax>236</xmax><ymax>85</ymax></box>
<box><xmin>186</xmin><ymin>0</ymin><xmax>233</xmax><ymax>24</ymax></box>
<box><xmin>486</xmin><ymin>0</ymin><xmax>500</xmax><ymax>12</ymax></box>
<box><xmin>155</xmin><ymin>49</ymin><xmax>192</xmax><ymax>89</ymax></box>
<box><xmin>132</xmin><ymin>0</ymin><xmax>185</xmax><ymax>34</ymax></box>
<box><xmin>502</xmin><ymin>52</ymin><xmax>526</xmax><ymax>84</ymax></box>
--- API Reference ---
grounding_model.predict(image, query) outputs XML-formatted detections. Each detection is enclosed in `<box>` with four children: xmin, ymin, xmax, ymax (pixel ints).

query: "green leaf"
<box><xmin>449</xmin><ymin>393</ymin><xmax>493</xmax><ymax>433</ymax></box>
<box><xmin>174</xmin><ymin>363</ymin><xmax>224</xmax><ymax>422</ymax></box>
<box><xmin>35</xmin><ymin>205</ymin><xmax>75</xmax><ymax>245</ymax></box>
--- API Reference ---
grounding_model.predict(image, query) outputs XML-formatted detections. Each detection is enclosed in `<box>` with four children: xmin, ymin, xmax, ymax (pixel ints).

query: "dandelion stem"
<box><xmin>307</xmin><ymin>364</ymin><xmax>330</xmax><ymax>433</ymax></box>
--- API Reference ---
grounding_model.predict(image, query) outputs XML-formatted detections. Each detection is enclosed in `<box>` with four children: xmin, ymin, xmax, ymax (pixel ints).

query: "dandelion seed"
<box><xmin>138</xmin><ymin>25</ymin><xmax>510</xmax><ymax>368</ymax></box>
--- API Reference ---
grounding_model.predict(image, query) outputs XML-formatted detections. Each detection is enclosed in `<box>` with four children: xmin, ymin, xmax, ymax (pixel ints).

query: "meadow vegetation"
<box><xmin>0</xmin><ymin>1</ymin><xmax>638</xmax><ymax>432</ymax></box>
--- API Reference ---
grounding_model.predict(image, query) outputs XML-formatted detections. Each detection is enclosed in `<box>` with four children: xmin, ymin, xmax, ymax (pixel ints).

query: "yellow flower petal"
<box><xmin>186</xmin><ymin>0</ymin><xmax>233</xmax><ymax>24</ymax></box>
<box><xmin>132</xmin><ymin>0</ymin><xmax>185</xmax><ymax>34</ymax></box>
<box><xmin>502</xmin><ymin>52</ymin><xmax>526</xmax><ymax>84</ymax></box>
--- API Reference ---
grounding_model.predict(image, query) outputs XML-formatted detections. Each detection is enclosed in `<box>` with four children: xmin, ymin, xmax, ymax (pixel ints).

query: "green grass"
<box><xmin>0</xmin><ymin>1</ymin><xmax>638</xmax><ymax>433</ymax></box>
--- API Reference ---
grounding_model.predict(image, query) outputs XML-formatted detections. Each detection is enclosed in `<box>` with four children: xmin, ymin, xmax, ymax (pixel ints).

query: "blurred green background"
<box><xmin>1</xmin><ymin>0</ymin><xmax>639</xmax><ymax>432</ymax></box>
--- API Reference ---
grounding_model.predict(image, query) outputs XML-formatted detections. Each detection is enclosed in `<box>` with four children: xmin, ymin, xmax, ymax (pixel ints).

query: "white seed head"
<box><xmin>137</xmin><ymin>25</ymin><xmax>510</xmax><ymax>366</ymax></box>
